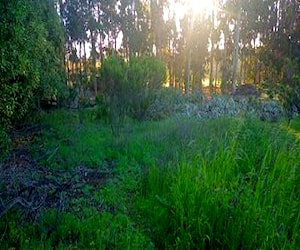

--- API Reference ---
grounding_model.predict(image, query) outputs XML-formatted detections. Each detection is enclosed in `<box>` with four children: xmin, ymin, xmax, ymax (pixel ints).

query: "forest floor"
<box><xmin>1</xmin><ymin>109</ymin><xmax>300</xmax><ymax>249</ymax></box>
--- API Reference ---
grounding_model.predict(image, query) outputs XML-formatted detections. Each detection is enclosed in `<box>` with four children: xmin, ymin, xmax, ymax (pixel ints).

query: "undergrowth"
<box><xmin>1</xmin><ymin>110</ymin><xmax>299</xmax><ymax>249</ymax></box>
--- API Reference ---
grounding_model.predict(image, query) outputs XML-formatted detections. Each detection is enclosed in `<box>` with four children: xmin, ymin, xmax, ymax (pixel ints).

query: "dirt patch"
<box><xmin>0</xmin><ymin>125</ymin><xmax>115</xmax><ymax>222</ymax></box>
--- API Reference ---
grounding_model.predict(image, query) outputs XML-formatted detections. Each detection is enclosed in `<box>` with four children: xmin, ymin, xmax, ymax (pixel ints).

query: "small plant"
<box><xmin>94</xmin><ymin>94</ymin><xmax>109</xmax><ymax>122</ymax></box>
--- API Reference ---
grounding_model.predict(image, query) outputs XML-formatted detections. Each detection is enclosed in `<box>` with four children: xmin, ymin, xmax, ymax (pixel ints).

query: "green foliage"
<box><xmin>289</xmin><ymin>116</ymin><xmax>300</xmax><ymax>132</ymax></box>
<box><xmin>262</xmin><ymin>58</ymin><xmax>300</xmax><ymax>120</ymax></box>
<box><xmin>95</xmin><ymin>94</ymin><xmax>109</xmax><ymax>122</ymax></box>
<box><xmin>144</xmin><ymin>87</ymin><xmax>185</xmax><ymax>120</ymax></box>
<box><xmin>280</xmin><ymin>74</ymin><xmax>300</xmax><ymax>118</ymax></box>
<box><xmin>1</xmin><ymin>209</ymin><xmax>152</xmax><ymax>249</ymax></box>
<box><xmin>99</xmin><ymin>55</ymin><xmax>167</xmax><ymax>134</ymax></box>
<box><xmin>0</xmin><ymin>0</ymin><xmax>66</xmax><ymax>157</ymax></box>
<box><xmin>142</xmin><ymin>56</ymin><xmax>167</xmax><ymax>89</ymax></box>
<box><xmin>33</xmin><ymin>0</ymin><xmax>66</xmax><ymax>107</ymax></box>
<box><xmin>135</xmin><ymin>117</ymin><xmax>300</xmax><ymax>249</ymax></box>
<box><xmin>99</xmin><ymin>54</ymin><xmax>129</xmax><ymax>135</ymax></box>
<box><xmin>127</xmin><ymin>56</ymin><xmax>167</xmax><ymax>119</ymax></box>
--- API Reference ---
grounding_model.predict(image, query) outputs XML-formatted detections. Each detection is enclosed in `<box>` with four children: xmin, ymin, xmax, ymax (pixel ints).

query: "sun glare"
<box><xmin>190</xmin><ymin>0</ymin><xmax>215</xmax><ymax>14</ymax></box>
<box><xmin>173</xmin><ymin>0</ymin><xmax>216</xmax><ymax>19</ymax></box>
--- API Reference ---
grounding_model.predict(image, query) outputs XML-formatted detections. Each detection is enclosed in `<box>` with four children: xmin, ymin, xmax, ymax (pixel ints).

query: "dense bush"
<box><xmin>98</xmin><ymin>55</ymin><xmax>130</xmax><ymax>135</ymax></box>
<box><xmin>98</xmin><ymin>54</ymin><xmax>167</xmax><ymax>134</ymax></box>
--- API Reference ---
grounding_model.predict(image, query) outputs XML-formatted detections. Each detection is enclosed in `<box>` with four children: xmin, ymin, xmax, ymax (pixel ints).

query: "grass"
<box><xmin>1</xmin><ymin>109</ymin><xmax>299</xmax><ymax>249</ymax></box>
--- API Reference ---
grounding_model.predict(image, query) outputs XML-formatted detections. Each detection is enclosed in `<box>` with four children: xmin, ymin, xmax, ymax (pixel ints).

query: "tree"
<box><xmin>0</xmin><ymin>0</ymin><xmax>66</xmax><ymax>156</ymax></box>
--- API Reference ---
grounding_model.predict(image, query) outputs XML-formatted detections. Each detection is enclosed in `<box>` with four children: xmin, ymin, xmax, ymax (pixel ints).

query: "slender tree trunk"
<box><xmin>221</xmin><ymin>33</ymin><xmax>228</xmax><ymax>93</ymax></box>
<box><xmin>240</xmin><ymin>50</ymin><xmax>244</xmax><ymax>84</ymax></box>
<box><xmin>91</xmin><ymin>30</ymin><xmax>97</xmax><ymax>96</ymax></box>
<box><xmin>185</xmin><ymin>47</ymin><xmax>192</xmax><ymax>95</ymax></box>
<box><xmin>209</xmin><ymin>8</ymin><xmax>215</xmax><ymax>92</ymax></box>
<box><xmin>215</xmin><ymin>61</ymin><xmax>219</xmax><ymax>90</ymax></box>
<box><xmin>83</xmin><ymin>41</ymin><xmax>88</xmax><ymax>83</ymax></box>
<box><xmin>79</xmin><ymin>41</ymin><xmax>83</xmax><ymax>85</ymax></box>
<box><xmin>99</xmin><ymin>34</ymin><xmax>104</xmax><ymax>63</ymax></box>
<box><xmin>232</xmin><ymin>9</ymin><xmax>241</xmax><ymax>94</ymax></box>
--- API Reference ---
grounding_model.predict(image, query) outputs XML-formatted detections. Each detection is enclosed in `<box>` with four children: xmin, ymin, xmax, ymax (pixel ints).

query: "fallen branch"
<box><xmin>0</xmin><ymin>196</ymin><xmax>44</xmax><ymax>219</ymax></box>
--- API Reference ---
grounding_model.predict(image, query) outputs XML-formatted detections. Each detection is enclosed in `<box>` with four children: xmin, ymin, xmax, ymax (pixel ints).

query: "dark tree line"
<box><xmin>59</xmin><ymin>0</ymin><xmax>300</xmax><ymax>94</ymax></box>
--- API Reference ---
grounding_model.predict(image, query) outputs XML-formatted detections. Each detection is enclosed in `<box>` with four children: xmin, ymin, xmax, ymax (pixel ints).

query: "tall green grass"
<box><xmin>132</xmin><ymin>117</ymin><xmax>300</xmax><ymax>249</ymax></box>
<box><xmin>2</xmin><ymin>110</ymin><xmax>299</xmax><ymax>249</ymax></box>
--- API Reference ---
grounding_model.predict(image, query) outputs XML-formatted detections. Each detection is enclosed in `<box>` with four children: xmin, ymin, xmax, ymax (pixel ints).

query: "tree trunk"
<box><xmin>215</xmin><ymin>61</ymin><xmax>219</xmax><ymax>91</ymax></box>
<box><xmin>91</xmin><ymin>30</ymin><xmax>97</xmax><ymax>96</ymax></box>
<box><xmin>79</xmin><ymin>41</ymin><xmax>83</xmax><ymax>85</ymax></box>
<box><xmin>232</xmin><ymin>9</ymin><xmax>241</xmax><ymax>94</ymax></box>
<box><xmin>209</xmin><ymin>8</ymin><xmax>215</xmax><ymax>92</ymax></box>
<box><xmin>185</xmin><ymin>46</ymin><xmax>192</xmax><ymax>95</ymax></box>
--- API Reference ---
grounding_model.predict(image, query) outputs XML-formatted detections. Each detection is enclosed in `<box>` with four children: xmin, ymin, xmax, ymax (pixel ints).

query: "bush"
<box><xmin>144</xmin><ymin>88</ymin><xmax>185</xmax><ymax>120</ymax></box>
<box><xmin>99</xmin><ymin>55</ymin><xmax>167</xmax><ymax>134</ymax></box>
<box><xmin>99</xmin><ymin>55</ymin><xmax>128</xmax><ymax>135</ymax></box>
<box><xmin>126</xmin><ymin>56</ymin><xmax>167</xmax><ymax>120</ymax></box>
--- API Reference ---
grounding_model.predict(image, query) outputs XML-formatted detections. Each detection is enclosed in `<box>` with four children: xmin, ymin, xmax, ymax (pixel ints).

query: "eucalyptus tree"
<box><xmin>208</xmin><ymin>2</ymin><xmax>219</xmax><ymax>89</ymax></box>
<box><xmin>165</xmin><ymin>8</ymin><xmax>179</xmax><ymax>87</ymax></box>
<box><xmin>190</xmin><ymin>13</ymin><xmax>210</xmax><ymax>92</ymax></box>
<box><xmin>86</xmin><ymin>0</ymin><xmax>99</xmax><ymax>94</ymax></box>
<box><xmin>150</xmin><ymin>0</ymin><xmax>169</xmax><ymax>57</ymax></box>
<box><xmin>179</xmin><ymin>8</ymin><xmax>193</xmax><ymax>94</ymax></box>
<box><xmin>63</xmin><ymin>0</ymin><xmax>88</xmax><ymax>84</ymax></box>
<box><xmin>119</xmin><ymin>0</ymin><xmax>152</xmax><ymax>58</ymax></box>
<box><xmin>216</xmin><ymin>2</ymin><xmax>234</xmax><ymax>93</ymax></box>
<box><xmin>101</xmin><ymin>0</ymin><xmax>120</xmax><ymax>51</ymax></box>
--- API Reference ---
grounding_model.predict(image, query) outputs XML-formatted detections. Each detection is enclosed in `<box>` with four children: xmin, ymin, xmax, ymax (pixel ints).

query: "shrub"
<box><xmin>99</xmin><ymin>55</ymin><xmax>167</xmax><ymax>133</ymax></box>
<box><xmin>100</xmin><ymin>55</ymin><xmax>128</xmax><ymax>135</ymax></box>
<box><xmin>144</xmin><ymin>87</ymin><xmax>185</xmax><ymax>120</ymax></box>
<box><xmin>142</xmin><ymin>56</ymin><xmax>167</xmax><ymax>89</ymax></box>
<box><xmin>0</xmin><ymin>0</ymin><xmax>65</xmax><ymax>159</ymax></box>
<box><xmin>127</xmin><ymin>56</ymin><xmax>167</xmax><ymax>120</ymax></box>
